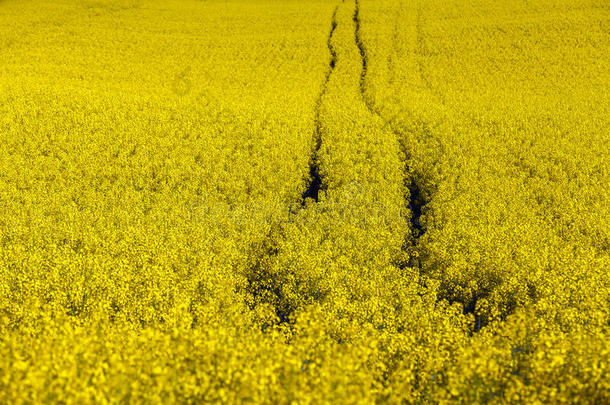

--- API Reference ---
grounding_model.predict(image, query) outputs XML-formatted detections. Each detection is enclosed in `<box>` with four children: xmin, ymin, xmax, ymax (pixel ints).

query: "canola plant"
<box><xmin>0</xmin><ymin>0</ymin><xmax>608</xmax><ymax>403</ymax></box>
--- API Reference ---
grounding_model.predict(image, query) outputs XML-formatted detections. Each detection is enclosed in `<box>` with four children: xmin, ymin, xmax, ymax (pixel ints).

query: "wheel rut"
<box><xmin>244</xmin><ymin>4</ymin><xmax>342</xmax><ymax>331</ymax></box>
<box><xmin>353</xmin><ymin>0</ymin><xmax>427</xmax><ymax>265</ymax></box>
<box><xmin>302</xmin><ymin>5</ymin><xmax>341</xmax><ymax>204</ymax></box>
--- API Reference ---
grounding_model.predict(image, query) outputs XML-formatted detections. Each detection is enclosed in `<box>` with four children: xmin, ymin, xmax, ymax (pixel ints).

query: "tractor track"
<box><xmin>245</xmin><ymin>4</ymin><xmax>342</xmax><ymax>331</ymax></box>
<box><xmin>302</xmin><ymin>5</ymin><xmax>341</xmax><ymax>204</ymax></box>
<box><xmin>353</xmin><ymin>0</ymin><xmax>426</xmax><ymax>262</ymax></box>
<box><xmin>355</xmin><ymin>0</ymin><xmax>485</xmax><ymax>332</ymax></box>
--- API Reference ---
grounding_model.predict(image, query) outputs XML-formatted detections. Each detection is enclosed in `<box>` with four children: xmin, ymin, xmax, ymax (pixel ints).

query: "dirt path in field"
<box><xmin>246</xmin><ymin>0</ymin><xmax>422</xmax><ymax>331</ymax></box>
<box><xmin>302</xmin><ymin>5</ymin><xmax>341</xmax><ymax>204</ymax></box>
<box><xmin>353</xmin><ymin>0</ymin><xmax>426</xmax><ymax>253</ymax></box>
<box><xmin>244</xmin><ymin>3</ymin><xmax>343</xmax><ymax>330</ymax></box>
<box><xmin>352</xmin><ymin>0</ymin><xmax>377</xmax><ymax>115</ymax></box>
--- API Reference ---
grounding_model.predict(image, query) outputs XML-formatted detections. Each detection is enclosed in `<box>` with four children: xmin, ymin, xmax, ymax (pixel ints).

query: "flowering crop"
<box><xmin>0</xmin><ymin>0</ymin><xmax>608</xmax><ymax>403</ymax></box>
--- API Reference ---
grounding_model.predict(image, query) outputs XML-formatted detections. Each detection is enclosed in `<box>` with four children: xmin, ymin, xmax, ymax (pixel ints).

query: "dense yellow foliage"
<box><xmin>0</xmin><ymin>0</ymin><xmax>608</xmax><ymax>403</ymax></box>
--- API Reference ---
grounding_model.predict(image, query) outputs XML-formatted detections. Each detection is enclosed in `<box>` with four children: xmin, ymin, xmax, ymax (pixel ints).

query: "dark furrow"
<box><xmin>242</xmin><ymin>5</ymin><xmax>343</xmax><ymax>331</ymax></box>
<box><xmin>302</xmin><ymin>5</ymin><xmax>340</xmax><ymax>204</ymax></box>
<box><xmin>412</xmin><ymin>2</ymin><xmax>490</xmax><ymax>333</ymax></box>
<box><xmin>407</xmin><ymin>180</ymin><xmax>424</xmax><ymax>237</ymax></box>
<box><xmin>353</xmin><ymin>0</ymin><xmax>427</xmax><ymax>259</ymax></box>
<box><xmin>353</xmin><ymin>0</ymin><xmax>379</xmax><ymax>116</ymax></box>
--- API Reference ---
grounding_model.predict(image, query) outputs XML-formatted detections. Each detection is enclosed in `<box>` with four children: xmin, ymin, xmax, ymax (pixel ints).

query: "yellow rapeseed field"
<box><xmin>0</xmin><ymin>0</ymin><xmax>608</xmax><ymax>403</ymax></box>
